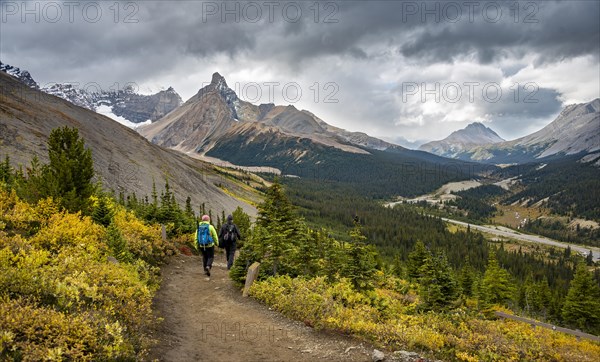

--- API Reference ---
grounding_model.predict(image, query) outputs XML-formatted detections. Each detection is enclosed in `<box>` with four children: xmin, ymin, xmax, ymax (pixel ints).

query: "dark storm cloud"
<box><xmin>398</xmin><ymin>0</ymin><xmax>600</xmax><ymax>64</ymax></box>
<box><xmin>485</xmin><ymin>86</ymin><xmax>563</xmax><ymax>136</ymax></box>
<box><xmin>0</xmin><ymin>0</ymin><xmax>597</xmax><ymax>141</ymax></box>
<box><xmin>2</xmin><ymin>1</ymin><xmax>597</xmax><ymax>80</ymax></box>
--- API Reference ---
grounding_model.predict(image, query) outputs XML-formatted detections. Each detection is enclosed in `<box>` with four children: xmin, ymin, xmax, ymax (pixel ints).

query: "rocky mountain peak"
<box><xmin>458</xmin><ymin>122</ymin><xmax>504</xmax><ymax>142</ymax></box>
<box><xmin>0</xmin><ymin>61</ymin><xmax>39</xmax><ymax>89</ymax></box>
<box><xmin>211</xmin><ymin>72</ymin><xmax>227</xmax><ymax>87</ymax></box>
<box><xmin>465</xmin><ymin>122</ymin><xmax>486</xmax><ymax>130</ymax></box>
<box><xmin>419</xmin><ymin>122</ymin><xmax>504</xmax><ymax>158</ymax></box>
<box><xmin>195</xmin><ymin>72</ymin><xmax>240</xmax><ymax>119</ymax></box>
<box><xmin>0</xmin><ymin>61</ymin><xmax>182</xmax><ymax>126</ymax></box>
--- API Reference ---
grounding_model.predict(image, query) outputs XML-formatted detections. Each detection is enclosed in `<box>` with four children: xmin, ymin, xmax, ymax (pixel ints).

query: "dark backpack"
<box><xmin>223</xmin><ymin>224</ymin><xmax>237</xmax><ymax>243</ymax></box>
<box><xmin>197</xmin><ymin>223</ymin><xmax>212</xmax><ymax>248</ymax></box>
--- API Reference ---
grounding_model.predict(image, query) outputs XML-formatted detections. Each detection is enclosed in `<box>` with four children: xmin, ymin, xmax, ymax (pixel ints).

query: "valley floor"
<box><xmin>441</xmin><ymin>217</ymin><xmax>600</xmax><ymax>262</ymax></box>
<box><xmin>147</xmin><ymin>254</ymin><xmax>375</xmax><ymax>362</ymax></box>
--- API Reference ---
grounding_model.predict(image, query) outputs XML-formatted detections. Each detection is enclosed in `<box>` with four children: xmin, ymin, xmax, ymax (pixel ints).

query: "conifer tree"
<box><xmin>92</xmin><ymin>196</ymin><xmax>113</xmax><ymax>227</ymax></box>
<box><xmin>231</xmin><ymin>178</ymin><xmax>304</xmax><ymax>279</ymax></box>
<box><xmin>459</xmin><ymin>260</ymin><xmax>476</xmax><ymax>297</ymax></box>
<box><xmin>0</xmin><ymin>155</ymin><xmax>12</xmax><ymax>186</ymax></box>
<box><xmin>562</xmin><ymin>263</ymin><xmax>600</xmax><ymax>333</ymax></box>
<box><xmin>106</xmin><ymin>223</ymin><xmax>132</xmax><ymax>263</ymax></box>
<box><xmin>343</xmin><ymin>218</ymin><xmax>377</xmax><ymax>291</ymax></box>
<box><xmin>232</xmin><ymin>206</ymin><xmax>251</xmax><ymax>240</ymax></box>
<box><xmin>481</xmin><ymin>250</ymin><xmax>515</xmax><ymax>306</ymax></box>
<box><xmin>586</xmin><ymin>251</ymin><xmax>594</xmax><ymax>266</ymax></box>
<box><xmin>407</xmin><ymin>240</ymin><xmax>428</xmax><ymax>281</ymax></box>
<box><xmin>185</xmin><ymin>196</ymin><xmax>194</xmax><ymax>217</ymax></box>
<box><xmin>418</xmin><ymin>251</ymin><xmax>459</xmax><ymax>310</ymax></box>
<box><xmin>20</xmin><ymin>156</ymin><xmax>49</xmax><ymax>203</ymax></box>
<box><xmin>45</xmin><ymin>126</ymin><xmax>95</xmax><ymax>213</ymax></box>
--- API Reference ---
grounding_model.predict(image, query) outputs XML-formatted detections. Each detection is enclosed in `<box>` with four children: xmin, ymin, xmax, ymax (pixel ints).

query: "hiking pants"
<box><xmin>201</xmin><ymin>246</ymin><xmax>214</xmax><ymax>270</ymax></box>
<box><xmin>225</xmin><ymin>242</ymin><xmax>237</xmax><ymax>270</ymax></box>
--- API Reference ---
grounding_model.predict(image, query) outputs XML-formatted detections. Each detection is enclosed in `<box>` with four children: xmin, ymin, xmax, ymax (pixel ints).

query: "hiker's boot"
<box><xmin>207</xmin><ymin>266</ymin><xmax>211</xmax><ymax>277</ymax></box>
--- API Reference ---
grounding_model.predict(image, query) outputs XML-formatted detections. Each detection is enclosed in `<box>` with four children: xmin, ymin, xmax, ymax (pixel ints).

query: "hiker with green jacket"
<box><xmin>195</xmin><ymin>215</ymin><xmax>219</xmax><ymax>277</ymax></box>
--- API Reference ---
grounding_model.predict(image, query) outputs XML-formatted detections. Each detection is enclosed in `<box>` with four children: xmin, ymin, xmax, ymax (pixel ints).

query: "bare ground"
<box><xmin>146</xmin><ymin>253</ymin><xmax>376</xmax><ymax>362</ymax></box>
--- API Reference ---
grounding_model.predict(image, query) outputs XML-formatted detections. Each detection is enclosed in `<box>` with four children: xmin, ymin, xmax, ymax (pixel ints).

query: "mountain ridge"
<box><xmin>419</xmin><ymin>122</ymin><xmax>505</xmax><ymax>158</ymax></box>
<box><xmin>418</xmin><ymin>100</ymin><xmax>600</xmax><ymax>164</ymax></box>
<box><xmin>466</xmin><ymin>99</ymin><xmax>600</xmax><ymax>163</ymax></box>
<box><xmin>139</xmin><ymin>72</ymin><xmax>401</xmax><ymax>157</ymax></box>
<box><xmin>0</xmin><ymin>61</ymin><xmax>183</xmax><ymax>126</ymax></box>
<box><xmin>0</xmin><ymin>71</ymin><xmax>257</xmax><ymax>216</ymax></box>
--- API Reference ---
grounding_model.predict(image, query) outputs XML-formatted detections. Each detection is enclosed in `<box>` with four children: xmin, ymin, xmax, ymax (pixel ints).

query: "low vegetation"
<box><xmin>0</xmin><ymin>127</ymin><xmax>177</xmax><ymax>360</ymax></box>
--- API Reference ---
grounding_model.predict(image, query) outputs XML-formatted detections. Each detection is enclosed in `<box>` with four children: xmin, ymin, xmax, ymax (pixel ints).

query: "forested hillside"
<box><xmin>503</xmin><ymin>158</ymin><xmax>600</xmax><ymax>221</ymax></box>
<box><xmin>207</xmin><ymin>131</ymin><xmax>487</xmax><ymax>198</ymax></box>
<box><xmin>229</xmin><ymin>178</ymin><xmax>600</xmax><ymax>360</ymax></box>
<box><xmin>278</xmin><ymin>178</ymin><xmax>600</xmax><ymax>331</ymax></box>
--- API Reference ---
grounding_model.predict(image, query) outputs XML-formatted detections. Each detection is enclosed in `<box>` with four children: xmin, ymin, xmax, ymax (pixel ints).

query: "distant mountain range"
<box><xmin>0</xmin><ymin>61</ymin><xmax>182</xmax><ymax>126</ymax></box>
<box><xmin>139</xmin><ymin>72</ymin><xmax>483</xmax><ymax>198</ymax></box>
<box><xmin>419</xmin><ymin>122</ymin><xmax>505</xmax><ymax>158</ymax></box>
<box><xmin>140</xmin><ymin>72</ymin><xmax>399</xmax><ymax>156</ymax></box>
<box><xmin>0</xmin><ymin>70</ymin><xmax>256</xmax><ymax>216</ymax></box>
<box><xmin>420</xmin><ymin>100</ymin><xmax>600</xmax><ymax>164</ymax></box>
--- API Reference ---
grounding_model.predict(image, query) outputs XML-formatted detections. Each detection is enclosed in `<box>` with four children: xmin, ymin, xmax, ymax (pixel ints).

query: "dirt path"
<box><xmin>147</xmin><ymin>253</ymin><xmax>375</xmax><ymax>362</ymax></box>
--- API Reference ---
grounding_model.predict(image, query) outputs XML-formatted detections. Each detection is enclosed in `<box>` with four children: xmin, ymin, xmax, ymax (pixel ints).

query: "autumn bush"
<box><xmin>250</xmin><ymin>275</ymin><xmax>600</xmax><ymax>361</ymax></box>
<box><xmin>0</xmin><ymin>187</ymin><xmax>173</xmax><ymax>360</ymax></box>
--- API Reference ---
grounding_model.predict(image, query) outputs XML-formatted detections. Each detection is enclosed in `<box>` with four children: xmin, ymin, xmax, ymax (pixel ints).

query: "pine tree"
<box><xmin>459</xmin><ymin>260</ymin><xmax>476</xmax><ymax>297</ymax></box>
<box><xmin>45</xmin><ymin>126</ymin><xmax>95</xmax><ymax>213</ymax></box>
<box><xmin>343</xmin><ymin>218</ymin><xmax>377</xmax><ymax>291</ymax></box>
<box><xmin>562</xmin><ymin>263</ymin><xmax>600</xmax><ymax>333</ymax></box>
<box><xmin>92</xmin><ymin>197</ymin><xmax>113</xmax><ymax>227</ymax></box>
<box><xmin>147</xmin><ymin>179</ymin><xmax>159</xmax><ymax>222</ymax></box>
<box><xmin>257</xmin><ymin>178</ymin><xmax>303</xmax><ymax>276</ymax></box>
<box><xmin>159</xmin><ymin>178</ymin><xmax>177</xmax><ymax>223</ymax></box>
<box><xmin>232</xmin><ymin>206</ymin><xmax>251</xmax><ymax>243</ymax></box>
<box><xmin>19</xmin><ymin>156</ymin><xmax>49</xmax><ymax>203</ymax></box>
<box><xmin>185</xmin><ymin>196</ymin><xmax>194</xmax><ymax>217</ymax></box>
<box><xmin>481</xmin><ymin>250</ymin><xmax>515</xmax><ymax>306</ymax></box>
<box><xmin>586</xmin><ymin>250</ymin><xmax>594</xmax><ymax>266</ymax></box>
<box><xmin>0</xmin><ymin>155</ymin><xmax>12</xmax><ymax>186</ymax></box>
<box><xmin>407</xmin><ymin>240</ymin><xmax>428</xmax><ymax>281</ymax></box>
<box><xmin>418</xmin><ymin>251</ymin><xmax>459</xmax><ymax>310</ymax></box>
<box><xmin>106</xmin><ymin>223</ymin><xmax>132</xmax><ymax>263</ymax></box>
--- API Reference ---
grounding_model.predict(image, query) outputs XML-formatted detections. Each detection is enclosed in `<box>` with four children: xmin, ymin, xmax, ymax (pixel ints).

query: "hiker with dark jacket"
<box><xmin>195</xmin><ymin>215</ymin><xmax>219</xmax><ymax>277</ymax></box>
<box><xmin>219</xmin><ymin>214</ymin><xmax>241</xmax><ymax>270</ymax></box>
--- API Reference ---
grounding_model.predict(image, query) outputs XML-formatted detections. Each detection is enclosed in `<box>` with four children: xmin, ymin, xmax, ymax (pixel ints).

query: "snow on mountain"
<box><xmin>0</xmin><ymin>62</ymin><xmax>39</xmax><ymax>89</ymax></box>
<box><xmin>419</xmin><ymin>122</ymin><xmax>505</xmax><ymax>158</ymax></box>
<box><xmin>96</xmin><ymin>105</ymin><xmax>151</xmax><ymax>129</ymax></box>
<box><xmin>419</xmin><ymin>100</ymin><xmax>600</xmax><ymax>164</ymax></box>
<box><xmin>43</xmin><ymin>83</ymin><xmax>97</xmax><ymax>109</ymax></box>
<box><xmin>0</xmin><ymin>61</ymin><xmax>182</xmax><ymax>124</ymax></box>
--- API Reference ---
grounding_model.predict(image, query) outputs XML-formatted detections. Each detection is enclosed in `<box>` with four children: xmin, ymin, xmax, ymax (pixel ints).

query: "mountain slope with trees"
<box><xmin>0</xmin><ymin>71</ymin><xmax>257</xmax><ymax>217</ymax></box>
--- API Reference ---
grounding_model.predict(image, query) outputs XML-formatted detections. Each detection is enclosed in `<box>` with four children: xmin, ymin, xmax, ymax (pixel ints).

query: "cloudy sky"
<box><xmin>1</xmin><ymin>0</ymin><xmax>599</xmax><ymax>146</ymax></box>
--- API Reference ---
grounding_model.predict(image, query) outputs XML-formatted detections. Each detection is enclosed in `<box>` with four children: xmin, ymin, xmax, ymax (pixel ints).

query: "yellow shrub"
<box><xmin>249</xmin><ymin>274</ymin><xmax>600</xmax><ymax>362</ymax></box>
<box><xmin>29</xmin><ymin>212</ymin><xmax>105</xmax><ymax>256</ymax></box>
<box><xmin>112</xmin><ymin>208</ymin><xmax>176</xmax><ymax>265</ymax></box>
<box><xmin>0</xmin><ymin>187</ymin><xmax>165</xmax><ymax>360</ymax></box>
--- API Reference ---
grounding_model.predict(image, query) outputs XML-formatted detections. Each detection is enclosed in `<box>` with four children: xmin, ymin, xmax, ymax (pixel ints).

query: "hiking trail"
<box><xmin>147</xmin><ymin>253</ymin><xmax>375</xmax><ymax>362</ymax></box>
